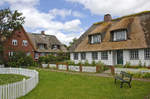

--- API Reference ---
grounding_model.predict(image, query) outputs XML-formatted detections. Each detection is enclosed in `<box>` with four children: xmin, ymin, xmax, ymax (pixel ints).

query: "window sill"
<box><xmin>112</xmin><ymin>39</ymin><xmax>127</xmax><ymax>42</ymax></box>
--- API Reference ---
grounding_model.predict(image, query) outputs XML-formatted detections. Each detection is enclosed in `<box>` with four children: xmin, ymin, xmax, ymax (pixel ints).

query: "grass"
<box><xmin>19</xmin><ymin>68</ymin><xmax>150</xmax><ymax>99</ymax></box>
<box><xmin>0</xmin><ymin>74</ymin><xmax>28</xmax><ymax>85</ymax></box>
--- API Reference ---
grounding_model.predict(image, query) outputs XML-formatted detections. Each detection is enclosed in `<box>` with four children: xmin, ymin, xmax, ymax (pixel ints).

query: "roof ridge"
<box><xmin>94</xmin><ymin>11</ymin><xmax>150</xmax><ymax>25</ymax></box>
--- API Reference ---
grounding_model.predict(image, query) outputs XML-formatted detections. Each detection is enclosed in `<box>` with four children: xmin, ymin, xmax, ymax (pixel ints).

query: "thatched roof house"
<box><xmin>70</xmin><ymin>11</ymin><xmax>150</xmax><ymax>66</ymax></box>
<box><xmin>27</xmin><ymin>32</ymin><xmax>67</xmax><ymax>53</ymax></box>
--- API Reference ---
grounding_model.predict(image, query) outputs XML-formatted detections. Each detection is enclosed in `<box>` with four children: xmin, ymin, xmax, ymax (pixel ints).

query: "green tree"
<box><xmin>68</xmin><ymin>38</ymin><xmax>78</xmax><ymax>50</ymax></box>
<box><xmin>0</xmin><ymin>8</ymin><xmax>25</xmax><ymax>61</ymax></box>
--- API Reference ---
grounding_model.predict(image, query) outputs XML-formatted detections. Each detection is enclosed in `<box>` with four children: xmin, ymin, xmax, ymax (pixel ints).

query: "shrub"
<box><xmin>38</xmin><ymin>56</ymin><xmax>46</xmax><ymax>64</ymax></box>
<box><xmin>7</xmin><ymin>51</ymin><xmax>34</xmax><ymax>67</ymax></box>
<box><xmin>96</xmin><ymin>61</ymin><xmax>109</xmax><ymax>72</ymax></box>
<box><xmin>125</xmin><ymin>62</ymin><xmax>131</xmax><ymax>68</ymax></box>
<box><xmin>128</xmin><ymin>72</ymin><xmax>150</xmax><ymax>78</ymax></box>
<box><xmin>0</xmin><ymin>60</ymin><xmax>3</xmax><ymax>65</ymax></box>
<box><xmin>138</xmin><ymin>60</ymin><xmax>142</xmax><ymax>68</ymax></box>
<box><xmin>91</xmin><ymin>60</ymin><xmax>96</xmax><ymax>66</ymax></box>
<box><xmin>83</xmin><ymin>60</ymin><xmax>90</xmax><ymax>66</ymax></box>
<box><xmin>66</xmin><ymin>60</ymin><xmax>75</xmax><ymax>65</ymax></box>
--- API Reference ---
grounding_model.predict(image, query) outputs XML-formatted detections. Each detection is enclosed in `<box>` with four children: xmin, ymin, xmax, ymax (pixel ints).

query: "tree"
<box><xmin>68</xmin><ymin>38</ymin><xmax>78</xmax><ymax>50</ymax></box>
<box><xmin>0</xmin><ymin>8</ymin><xmax>25</xmax><ymax>39</ymax></box>
<box><xmin>0</xmin><ymin>8</ymin><xmax>25</xmax><ymax>61</ymax></box>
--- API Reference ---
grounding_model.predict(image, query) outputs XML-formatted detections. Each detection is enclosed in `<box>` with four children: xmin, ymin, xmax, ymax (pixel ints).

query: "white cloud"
<box><xmin>49</xmin><ymin>9</ymin><xmax>72</xmax><ymax>18</ymax></box>
<box><xmin>49</xmin><ymin>8</ymin><xmax>85</xmax><ymax>18</ymax></box>
<box><xmin>1</xmin><ymin>0</ymin><xmax>84</xmax><ymax>45</ymax></box>
<box><xmin>66</xmin><ymin>0</ymin><xmax>150</xmax><ymax>16</ymax></box>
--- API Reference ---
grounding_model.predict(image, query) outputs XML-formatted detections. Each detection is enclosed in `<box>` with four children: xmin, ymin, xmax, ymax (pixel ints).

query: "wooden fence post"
<box><xmin>66</xmin><ymin>64</ymin><xmax>69</xmax><ymax>71</ymax></box>
<box><xmin>110</xmin><ymin>66</ymin><xmax>115</xmax><ymax>75</ymax></box>
<box><xmin>96</xmin><ymin>66</ymin><xmax>100</xmax><ymax>72</ymax></box>
<box><xmin>80</xmin><ymin>65</ymin><xmax>82</xmax><ymax>72</ymax></box>
<box><xmin>56</xmin><ymin>63</ymin><xmax>58</xmax><ymax>69</ymax></box>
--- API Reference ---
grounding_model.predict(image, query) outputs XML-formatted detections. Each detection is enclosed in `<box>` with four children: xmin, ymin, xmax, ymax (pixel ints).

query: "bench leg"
<box><xmin>120</xmin><ymin>82</ymin><xmax>123</xmax><ymax>88</ymax></box>
<box><xmin>128</xmin><ymin>83</ymin><xmax>131</xmax><ymax>88</ymax></box>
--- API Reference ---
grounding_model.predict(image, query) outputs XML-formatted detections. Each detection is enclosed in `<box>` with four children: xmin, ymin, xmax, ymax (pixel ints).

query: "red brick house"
<box><xmin>3</xmin><ymin>26</ymin><xmax>67</xmax><ymax>61</ymax></box>
<box><xmin>3</xmin><ymin>26</ymin><xmax>35</xmax><ymax>60</ymax></box>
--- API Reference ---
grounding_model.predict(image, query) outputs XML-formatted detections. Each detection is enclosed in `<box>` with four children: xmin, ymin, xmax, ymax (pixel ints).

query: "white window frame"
<box><xmin>113</xmin><ymin>30</ymin><xmax>127</xmax><ymax>41</ymax></box>
<box><xmin>74</xmin><ymin>53</ymin><xmax>78</xmax><ymax>60</ymax></box>
<box><xmin>101</xmin><ymin>51</ymin><xmax>108</xmax><ymax>60</ymax></box>
<box><xmin>81</xmin><ymin>52</ymin><xmax>86</xmax><ymax>60</ymax></box>
<box><xmin>12</xmin><ymin>39</ymin><xmax>18</xmax><ymax>46</ymax></box>
<box><xmin>90</xmin><ymin>34</ymin><xmax>101</xmax><ymax>44</ymax></box>
<box><xmin>144</xmin><ymin>49</ymin><xmax>150</xmax><ymax>60</ymax></box>
<box><xmin>22</xmin><ymin>40</ymin><xmax>28</xmax><ymax>47</ymax></box>
<box><xmin>92</xmin><ymin>52</ymin><xmax>98</xmax><ymax>60</ymax></box>
<box><xmin>8</xmin><ymin>52</ymin><xmax>14</xmax><ymax>57</ymax></box>
<box><xmin>130</xmin><ymin>50</ymin><xmax>139</xmax><ymax>60</ymax></box>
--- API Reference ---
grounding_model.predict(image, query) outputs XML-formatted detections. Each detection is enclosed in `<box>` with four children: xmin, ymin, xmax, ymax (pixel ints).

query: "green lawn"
<box><xmin>19</xmin><ymin>68</ymin><xmax>150</xmax><ymax>99</ymax></box>
<box><xmin>0</xmin><ymin>74</ymin><xmax>28</xmax><ymax>85</ymax></box>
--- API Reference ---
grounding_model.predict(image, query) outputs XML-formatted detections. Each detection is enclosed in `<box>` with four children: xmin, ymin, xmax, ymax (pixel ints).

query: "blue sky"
<box><xmin>0</xmin><ymin>0</ymin><xmax>150</xmax><ymax>45</ymax></box>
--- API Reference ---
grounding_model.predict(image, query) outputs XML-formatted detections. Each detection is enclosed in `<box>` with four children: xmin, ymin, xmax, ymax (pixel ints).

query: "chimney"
<box><xmin>104</xmin><ymin>14</ymin><xmax>112</xmax><ymax>22</ymax></box>
<box><xmin>41</xmin><ymin>31</ymin><xmax>45</xmax><ymax>35</ymax></box>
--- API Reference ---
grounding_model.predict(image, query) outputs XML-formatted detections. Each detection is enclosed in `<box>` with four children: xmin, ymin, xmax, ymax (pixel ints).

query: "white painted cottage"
<box><xmin>69</xmin><ymin>12</ymin><xmax>150</xmax><ymax>66</ymax></box>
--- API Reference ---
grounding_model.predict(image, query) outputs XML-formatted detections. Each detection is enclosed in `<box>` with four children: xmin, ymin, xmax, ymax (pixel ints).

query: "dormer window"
<box><xmin>52</xmin><ymin>44</ymin><xmax>60</xmax><ymax>50</ymax></box>
<box><xmin>38</xmin><ymin>43</ymin><xmax>47</xmax><ymax>49</ymax></box>
<box><xmin>89</xmin><ymin>34</ymin><xmax>101</xmax><ymax>44</ymax></box>
<box><xmin>112</xmin><ymin>29</ymin><xmax>127</xmax><ymax>41</ymax></box>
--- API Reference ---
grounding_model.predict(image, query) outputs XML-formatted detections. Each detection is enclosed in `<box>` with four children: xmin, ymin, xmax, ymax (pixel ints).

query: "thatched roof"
<box><xmin>27</xmin><ymin>33</ymin><xmax>67</xmax><ymax>53</ymax></box>
<box><xmin>70</xmin><ymin>11</ymin><xmax>150</xmax><ymax>52</ymax></box>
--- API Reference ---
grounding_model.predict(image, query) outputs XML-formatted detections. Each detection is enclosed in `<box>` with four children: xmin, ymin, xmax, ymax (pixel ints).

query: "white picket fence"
<box><xmin>42</xmin><ymin>64</ymin><xmax>97</xmax><ymax>73</ymax></box>
<box><xmin>0</xmin><ymin>68</ymin><xmax>39</xmax><ymax>99</ymax></box>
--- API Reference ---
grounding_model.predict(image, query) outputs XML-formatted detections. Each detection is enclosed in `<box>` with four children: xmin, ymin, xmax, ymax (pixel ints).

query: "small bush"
<box><xmin>125</xmin><ymin>62</ymin><xmax>131</xmax><ymax>68</ymax></box>
<box><xmin>91</xmin><ymin>60</ymin><xmax>96</xmax><ymax>66</ymax></box>
<box><xmin>66</xmin><ymin>60</ymin><xmax>75</xmax><ymax>65</ymax></box>
<box><xmin>138</xmin><ymin>60</ymin><xmax>142</xmax><ymax>68</ymax></box>
<box><xmin>83</xmin><ymin>60</ymin><xmax>90</xmax><ymax>66</ymax></box>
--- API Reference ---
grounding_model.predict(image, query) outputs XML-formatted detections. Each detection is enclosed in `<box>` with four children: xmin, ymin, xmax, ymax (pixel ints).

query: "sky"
<box><xmin>0</xmin><ymin>0</ymin><xmax>150</xmax><ymax>45</ymax></box>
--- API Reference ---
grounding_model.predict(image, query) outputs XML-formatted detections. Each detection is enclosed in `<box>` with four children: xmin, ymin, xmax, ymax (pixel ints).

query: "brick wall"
<box><xmin>3</xmin><ymin>28</ymin><xmax>35</xmax><ymax>60</ymax></box>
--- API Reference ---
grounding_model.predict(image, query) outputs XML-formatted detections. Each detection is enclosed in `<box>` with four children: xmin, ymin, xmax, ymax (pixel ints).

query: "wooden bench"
<box><xmin>114</xmin><ymin>71</ymin><xmax>132</xmax><ymax>88</ymax></box>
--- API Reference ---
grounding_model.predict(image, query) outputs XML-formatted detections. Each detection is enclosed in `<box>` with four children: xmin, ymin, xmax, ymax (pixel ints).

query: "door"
<box><xmin>117</xmin><ymin>50</ymin><xmax>123</xmax><ymax>64</ymax></box>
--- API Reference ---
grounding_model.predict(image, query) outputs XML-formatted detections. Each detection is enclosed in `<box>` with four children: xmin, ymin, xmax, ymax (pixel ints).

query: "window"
<box><xmin>22</xmin><ymin>40</ymin><xmax>28</xmax><ymax>46</ymax></box>
<box><xmin>74</xmin><ymin>53</ymin><xmax>78</xmax><ymax>60</ymax></box>
<box><xmin>113</xmin><ymin>30</ymin><xmax>127</xmax><ymax>41</ymax></box>
<box><xmin>52</xmin><ymin>45</ymin><xmax>60</xmax><ymax>50</ymax></box>
<box><xmin>26</xmin><ymin>52</ymin><xmax>31</xmax><ymax>56</ymax></box>
<box><xmin>38</xmin><ymin>44</ymin><xmax>47</xmax><ymax>49</ymax></box>
<box><xmin>144</xmin><ymin>49</ymin><xmax>150</xmax><ymax>60</ymax></box>
<box><xmin>130</xmin><ymin>50</ymin><xmax>139</xmax><ymax>60</ymax></box>
<box><xmin>12</xmin><ymin>39</ymin><xmax>18</xmax><ymax>46</ymax></box>
<box><xmin>35</xmin><ymin>53</ymin><xmax>39</xmax><ymax>59</ymax></box>
<box><xmin>92</xmin><ymin>52</ymin><xmax>98</xmax><ymax>60</ymax></box>
<box><xmin>81</xmin><ymin>52</ymin><xmax>86</xmax><ymax>60</ymax></box>
<box><xmin>101</xmin><ymin>51</ymin><xmax>108</xmax><ymax>60</ymax></box>
<box><xmin>8</xmin><ymin>52</ymin><xmax>14</xmax><ymax>56</ymax></box>
<box><xmin>89</xmin><ymin>34</ymin><xmax>101</xmax><ymax>44</ymax></box>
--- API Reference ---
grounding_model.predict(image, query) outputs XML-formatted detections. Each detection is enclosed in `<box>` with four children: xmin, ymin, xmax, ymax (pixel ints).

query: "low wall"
<box><xmin>42</xmin><ymin>63</ymin><xmax>114</xmax><ymax>74</ymax></box>
<box><xmin>0</xmin><ymin>68</ymin><xmax>39</xmax><ymax>99</ymax></box>
<box><xmin>115</xmin><ymin>68</ymin><xmax>150</xmax><ymax>74</ymax></box>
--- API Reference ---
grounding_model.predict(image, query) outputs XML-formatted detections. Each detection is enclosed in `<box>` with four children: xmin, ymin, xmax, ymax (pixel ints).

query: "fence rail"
<box><xmin>0</xmin><ymin>68</ymin><xmax>39</xmax><ymax>99</ymax></box>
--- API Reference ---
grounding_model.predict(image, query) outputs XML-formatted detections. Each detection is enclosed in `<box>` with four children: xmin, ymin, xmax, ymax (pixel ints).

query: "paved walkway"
<box><xmin>42</xmin><ymin>69</ymin><xmax>150</xmax><ymax>82</ymax></box>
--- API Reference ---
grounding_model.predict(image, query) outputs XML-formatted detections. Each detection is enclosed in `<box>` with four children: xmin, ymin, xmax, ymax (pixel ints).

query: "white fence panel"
<box><xmin>82</xmin><ymin>66</ymin><xmax>96</xmax><ymax>72</ymax></box>
<box><xmin>49</xmin><ymin>64</ymin><xmax>56</xmax><ymax>68</ymax></box>
<box><xmin>115</xmin><ymin>68</ymin><xmax>150</xmax><ymax>74</ymax></box>
<box><xmin>42</xmin><ymin>64</ymin><xmax>48</xmax><ymax>68</ymax></box>
<box><xmin>58</xmin><ymin>65</ymin><xmax>67</xmax><ymax>70</ymax></box>
<box><xmin>68</xmin><ymin>66</ymin><xmax>80</xmax><ymax>72</ymax></box>
<box><xmin>0</xmin><ymin>68</ymin><xmax>39</xmax><ymax>99</ymax></box>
